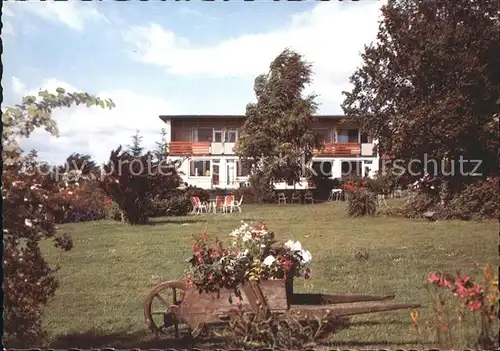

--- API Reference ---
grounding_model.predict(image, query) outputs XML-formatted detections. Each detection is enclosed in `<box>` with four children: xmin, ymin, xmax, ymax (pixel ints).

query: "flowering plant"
<box><xmin>186</xmin><ymin>222</ymin><xmax>312</xmax><ymax>293</ymax></box>
<box><xmin>424</xmin><ymin>264</ymin><xmax>498</xmax><ymax>349</ymax></box>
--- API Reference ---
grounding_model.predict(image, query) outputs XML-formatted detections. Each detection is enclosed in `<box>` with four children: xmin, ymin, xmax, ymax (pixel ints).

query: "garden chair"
<box><xmin>222</xmin><ymin>195</ymin><xmax>235</xmax><ymax>213</ymax></box>
<box><xmin>213</xmin><ymin>195</ymin><xmax>225</xmax><ymax>213</ymax></box>
<box><xmin>191</xmin><ymin>197</ymin><xmax>208</xmax><ymax>214</ymax></box>
<box><xmin>377</xmin><ymin>194</ymin><xmax>387</xmax><ymax>207</ymax></box>
<box><xmin>277</xmin><ymin>192</ymin><xmax>287</xmax><ymax>204</ymax></box>
<box><xmin>230</xmin><ymin>195</ymin><xmax>244</xmax><ymax>213</ymax></box>
<box><xmin>291</xmin><ymin>191</ymin><xmax>301</xmax><ymax>204</ymax></box>
<box><xmin>328</xmin><ymin>188</ymin><xmax>342</xmax><ymax>201</ymax></box>
<box><xmin>304</xmin><ymin>191</ymin><xmax>314</xmax><ymax>204</ymax></box>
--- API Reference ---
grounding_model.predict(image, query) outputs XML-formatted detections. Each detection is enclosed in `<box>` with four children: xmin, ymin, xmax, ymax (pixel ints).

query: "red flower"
<box><xmin>202</xmin><ymin>231</ymin><xmax>208</xmax><ymax>240</ymax></box>
<box><xmin>467</xmin><ymin>300</ymin><xmax>482</xmax><ymax>311</ymax></box>
<box><xmin>192</xmin><ymin>245</ymin><xmax>200</xmax><ymax>253</ymax></box>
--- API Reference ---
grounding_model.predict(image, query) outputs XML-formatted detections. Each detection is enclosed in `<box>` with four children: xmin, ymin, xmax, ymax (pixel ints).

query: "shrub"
<box><xmin>149</xmin><ymin>196</ymin><xmax>192</xmax><ymax>217</ymax></box>
<box><xmin>185</xmin><ymin>185</ymin><xmax>210</xmax><ymax>202</ymax></box>
<box><xmin>104</xmin><ymin>200</ymin><xmax>124</xmax><ymax>221</ymax></box>
<box><xmin>98</xmin><ymin>147</ymin><xmax>183</xmax><ymax>225</ymax></box>
<box><xmin>233</xmin><ymin>186</ymin><xmax>258</xmax><ymax>204</ymax></box>
<box><xmin>3</xmin><ymin>165</ymin><xmax>73</xmax><ymax>346</ymax></box>
<box><xmin>347</xmin><ymin>190</ymin><xmax>377</xmax><ymax>217</ymax></box>
<box><xmin>439</xmin><ymin>179</ymin><xmax>499</xmax><ymax>220</ymax></box>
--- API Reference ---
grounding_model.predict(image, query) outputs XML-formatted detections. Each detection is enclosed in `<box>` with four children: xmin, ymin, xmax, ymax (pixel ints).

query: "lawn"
<box><xmin>41</xmin><ymin>200</ymin><xmax>498</xmax><ymax>349</ymax></box>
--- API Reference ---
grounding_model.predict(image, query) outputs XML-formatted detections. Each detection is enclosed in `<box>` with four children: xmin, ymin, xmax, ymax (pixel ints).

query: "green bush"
<box><xmin>185</xmin><ymin>185</ymin><xmax>210</xmax><ymax>202</ymax></box>
<box><xmin>439</xmin><ymin>179</ymin><xmax>499</xmax><ymax>220</ymax></box>
<box><xmin>347</xmin><ymin>190</ymin><xmax>377</xmax><ymax>217</ymax></box>
<box><xmin>104</xmin><ymin>200</ymin><xmax>123</xmax><ymax>221</ymax></box>
<box><xmin>165</xmin><ymin>196</ymin><xmax>193</xmax><ymax>216</ymax></box>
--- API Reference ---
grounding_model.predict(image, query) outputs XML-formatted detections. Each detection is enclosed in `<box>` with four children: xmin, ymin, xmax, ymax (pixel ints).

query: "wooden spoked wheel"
<box><xmin>144</xmin><ymin>280</ymin><xmax>188</xmax><ymax>337</ymax></box>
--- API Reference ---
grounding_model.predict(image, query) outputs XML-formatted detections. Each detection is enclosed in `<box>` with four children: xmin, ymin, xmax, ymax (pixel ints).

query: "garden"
<box><xmin>38</xmin><ymin>202</ymin><xmax>498</xmax><ymax>349</ymax></box>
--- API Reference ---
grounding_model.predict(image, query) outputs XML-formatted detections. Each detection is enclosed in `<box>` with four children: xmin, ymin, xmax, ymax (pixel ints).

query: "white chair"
<box><xmin>329</xmin><ymin>189</ymin><xmax>342</xmax><ymax>201</ymax></box>
<box><xmin>230</xmin><ymin>195</ymin><xmax>244</xmax><ymax>213</ymax></box>
<box><xmin>192</xmin><ymin>197</ymin><xmax>208</xmax><ymax>214</ymax></box>
<box><xmin>377</xmin><ymin>194</ymin><xmax>387</xmax><ymax>207</ymax></box>
<box><xmin>277</xmin><ymin>193</ymin><xmax>287</xmax><ymax>204</ymax></box>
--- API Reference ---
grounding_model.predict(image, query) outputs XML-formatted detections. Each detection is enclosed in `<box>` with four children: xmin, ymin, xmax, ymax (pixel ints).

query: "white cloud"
<box><xmin>12</xmin><ymin>77</ymin><xmax>26</xmax><ymax>96</ymax></box>
<box><xmin>124</xmin><ymin>2</ymin><xmax>385</xmax><ymax>110</ymax></box>
<box><xmin>12</xmin><ymin>78</ymin><xmax>175</xmax><ymax>165</ymax></box>
<box><xmin>6</xmin><ymin>1</ymin><xmax>107</xmax><ymax>31</ymax></box>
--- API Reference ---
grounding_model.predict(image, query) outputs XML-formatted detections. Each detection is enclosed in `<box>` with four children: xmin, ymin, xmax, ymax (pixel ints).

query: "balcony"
<box><xmin>313</xmin><ymin>142</ymin><xmax>361</xmax><ymax>157</ymax></box>
<box><xmin>168</xmin><ymin>142</ymin><xmax>211</xmax><ymax>155</ymax></box>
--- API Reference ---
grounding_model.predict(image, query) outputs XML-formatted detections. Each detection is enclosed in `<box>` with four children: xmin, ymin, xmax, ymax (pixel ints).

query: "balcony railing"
<box><xmin>313</xmin><ymin>142</ymin><xmax>361</xmax><ymax>157</ymax></box>
<box><xmin>168</xmin><ymin>142</ymin><xmax>211</xmax><ymax>155</ymax></box>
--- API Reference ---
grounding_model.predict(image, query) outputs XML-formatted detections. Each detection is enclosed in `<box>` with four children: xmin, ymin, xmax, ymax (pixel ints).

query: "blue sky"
<box><xmin>2</xmin><ymin>0</ymin><xmax>384</xmax><ymax>164</ymax></box>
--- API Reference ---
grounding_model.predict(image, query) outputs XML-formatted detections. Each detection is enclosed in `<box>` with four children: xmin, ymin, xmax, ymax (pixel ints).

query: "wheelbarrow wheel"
<box><xmin>144</xmin><ymin>280</ymin><xmax>188</xmax><ymax>338</ymax></box>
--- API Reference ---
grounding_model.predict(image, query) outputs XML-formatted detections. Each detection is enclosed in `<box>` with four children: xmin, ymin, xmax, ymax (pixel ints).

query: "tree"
<box><xmin>153</xmin><ymin>128</ymin><xmax>169</xmax><ymax>162</ymax></box>
<box><xmin>127</xmin><ymin>129</ymin><xmax>144</xmax><ymax>157</ymax></box>
<box><xmin>98</xmin><ymin>146</ymin><xmax>183</xmax><ymax>225</ymax></box>
<box><xmin>341</xmin><ymin>0</ymin><xmax>500</xmax><ymax>198</ymax></box>
<box><xmin>2</xmin><ymin>88</ymin><xmax>114</xmax><ymax>345</ymax></box>
<box><xmin>236</xmin><ymin>48</ymin><xmax>321</xmax><ymax>194</ymax></box>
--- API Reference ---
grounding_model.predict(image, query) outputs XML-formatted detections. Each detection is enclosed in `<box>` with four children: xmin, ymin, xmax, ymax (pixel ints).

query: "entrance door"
<box><xmin>226</xmin><ymin>160</ymin><xmax>236</xmax><ymax>187</ymax></box>
<box><xmin>211</xmin><ymin>160</ymin><xmax>220</xmax><ymax>187</ymax></box>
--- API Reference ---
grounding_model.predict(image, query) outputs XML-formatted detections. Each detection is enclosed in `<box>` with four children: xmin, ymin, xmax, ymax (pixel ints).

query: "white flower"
<box><xmin>301</xmin><ymin>250</ymin><xmax>312</xmax><ymax>264</ymax></box>
<box><xmin>263</xmin><ymin>255</ymin><xmax>275</xmax><ymax>266</ymax></box>
<box><xmin>430</xmin><ymin>185</ymin><xmax>435</xmax><ymax>189</ymax></box>
<box><xmin>24</xmin><ymin>219</ymin><xmax>33</xmax><ymax>227</ymax></box>
<box><xmin>292</xmin><ymin>241</ymin><xmax>302</xmax><ymax>252</ymax></box>
<box><xmin>24</xmin><ymin>197</ymin><xmax>28</xmax><ymax>202</ymax></box>
<box><xmin>67</xmin><ymin>191</ymin><xmax>73</xmax><ymax>195</ymax></box>
<box><xmin>237</xmin><ymin>249</ymin><xmax>249</xmax><ymax>258</ymax></box>
<box><xmin>75</xmin><ymin>182</ymin><xmax>79</xmax><ymax>186</ymax></box>
<box><xmin>242</xmin><ymin>232</ymin><xmax>252</xmax><ymax>242</ymax></box>
<box><xmin>284</xmin><ymin>240</ymin><xmax>295</xmax><ymax>250</ymax></box>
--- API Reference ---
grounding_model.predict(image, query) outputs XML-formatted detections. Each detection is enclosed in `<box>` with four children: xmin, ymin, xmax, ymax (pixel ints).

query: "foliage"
<box><xmin>232</xmin><ymin>186</ymin><xmax>259</xmax><ymax>204</ymax></box>
<box><xmin>424</xmin><ymin>265</ymin><xmax>499</xmax><ymax>349</ymax></box>
<box><xmin>342</xmin><ymin>0</ymin><xmax>500</xmax><ymax>192</ymax></box>
<box><xmin>126</xmin><ymin>129</ymin><xmax>144</xmax><ymax>157</ymax></box>
<box><xmin>247</xmin><ymin>174</ymin><xmax>276</xmax><ymax>203</ymax></box>
<box><xmin>2</xmin><ymin>88</ymin><xmax>114</xmax><ymax>165</ymax></box>
<box><xmin>2</xmin><ymin>87</ymin><xmax>113</xmax><ymax>345</ymax></box>
<box><xmin>56</xmin><ymin>153</ymin><xmax>101</xmax><ymax>182</ymax></box>
<box><xmin>104</xmin><ymin>199</ymin><xmax>124</xmax><ymax>222</ymax></box>
<box><xmin>347</xmin><ymin>190</ymin><xmax>377</xmax><ymax>217</ymax></box>
<box><xmin>236</xmin><ymin>48</ymin><xmax>321</xmax><ymax>188</ymax></box>
<box><xmin>152</xmin><ymin>128</ymin><xmax>169</xmax><ymax>162</ymax></box>
<box><xmin>98</xmin><ymin>146</ymin><xmax>183</xmax><ymax>225</ymax></box>
<box><xmin>186</xmin><ymin>222</ymin><xmax>312</xmax><ymax>294</ymax></box>
<box><xmin>439</xmin><ymin>178</ymin><xmax>499</xmax><ymax>220</ymax></box>
<box><xmin>50</xmin><ymin>180</ymin><xmax>109</xmax><ymax>224</ymax></box>
<box><xmin>365</xmin><ymin>169</ymin><xmax>399</xmax><ymax>195</ymax></box>
<box><xmin>390</xmin><ymin>177</ymin><xmax>499</xmax><ymax>220</ymax></box>
<box><xmin>185</xmin><ymin>185</ymin><xmax>210</xmax><ymax>202</ymax></box>
<box><xmin>148</xmin><ymin>196</ymin><xmax>192</xmax><ymax>217</ymax></box>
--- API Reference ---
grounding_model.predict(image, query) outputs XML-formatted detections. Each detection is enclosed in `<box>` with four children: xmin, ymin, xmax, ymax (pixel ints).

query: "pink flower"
<box><xmin>467</xmin><ymin>300</ymin><xmax>482</xmax><ymax>311</ymax></box>
<box><xmin>428</xmin><ymin>272</ymin><xmax>441</xmax><ymax>284</ymax></box>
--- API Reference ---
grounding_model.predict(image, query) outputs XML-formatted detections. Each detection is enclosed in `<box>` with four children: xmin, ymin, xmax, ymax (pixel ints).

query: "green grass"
<box><xmin>40</xmin><ymin>200</ymin><xmax>498</xmax><ymax>349</ymax></box>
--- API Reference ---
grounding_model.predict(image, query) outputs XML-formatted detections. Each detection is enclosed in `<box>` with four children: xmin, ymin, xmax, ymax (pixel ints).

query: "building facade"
<box><xmin>160</xmin><ymin>114</ymin><xmax>380</xmax><ymax>190</ymax></box>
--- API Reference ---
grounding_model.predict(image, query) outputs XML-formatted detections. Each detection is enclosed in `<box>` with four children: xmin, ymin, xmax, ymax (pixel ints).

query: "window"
<box><xmin>225</xmin><ymin>128</ymin><xmax>238</xmax><ymax>143</ymax></box>
<box><xmin>194</xmin><ymin>128</ymin><xmax>213</xmax><ymax>142</ymax></box>
<box><xmin>190</xmin><ymin>160</ymin><xmax>211</xmax><ymax>176</ymax></box>
<box><xmin>236</xmin><ymin>161</ymin><xmax>251</xmax><ymax>177</ymax></box>
<box><xmin>213</xmin><ymin>130</ymin><xmax>223</xmax><ymax>142</ymax></box>
<box><xmin>337</xmin><ymin>129</ymin><xmax>359</xmax><ymax>143</ymax></box>
<box><xmin>313</xmin><ymin>129</ymin><xmax>330</xmax><ymax>142</ymax></box>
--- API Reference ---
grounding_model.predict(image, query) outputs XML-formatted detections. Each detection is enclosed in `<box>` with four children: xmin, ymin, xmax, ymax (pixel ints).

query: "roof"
<box><xmin>159</xmin><ymin>114</ymin><xmax>350</xmax><ymax>122</ymax></box>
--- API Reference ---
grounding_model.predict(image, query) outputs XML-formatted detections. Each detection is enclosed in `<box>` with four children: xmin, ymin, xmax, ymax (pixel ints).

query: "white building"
<box><xmin>160</xmin><ymin>114</ymin><xmax>380</xmax><ymax>190</ymax></box>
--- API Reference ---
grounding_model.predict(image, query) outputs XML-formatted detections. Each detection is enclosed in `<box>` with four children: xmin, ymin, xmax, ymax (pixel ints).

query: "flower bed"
<box><xmin>185</xmin><ymin>221</ymin><xmax>312</xmax><ymax>297</ymax></box>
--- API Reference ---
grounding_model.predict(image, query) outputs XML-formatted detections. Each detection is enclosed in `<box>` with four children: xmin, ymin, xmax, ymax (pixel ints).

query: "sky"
<box><xmin>2</xmin><ymin>0</ymin><xmax>385</xmax><ymax>165</ymax></box>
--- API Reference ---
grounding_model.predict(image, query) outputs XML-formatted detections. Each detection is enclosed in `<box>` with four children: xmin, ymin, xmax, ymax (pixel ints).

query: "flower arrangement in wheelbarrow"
<box><xmin>185</xmin><ymin>221</ymin><xmax>312</xmax><ymax>294</ymax></box>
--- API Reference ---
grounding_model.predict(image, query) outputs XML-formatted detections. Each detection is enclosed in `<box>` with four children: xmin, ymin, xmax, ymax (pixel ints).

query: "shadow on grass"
<box><xmin>21</xmin><ymin>324</ymin><xmax>432</xmax><ymax>350</ymax></box>
<box><xmin>42</xmin><ymin>329</ymin><xmax>228</xmax><ymax>349</ymax></box>
<box><xmin>150</xmin><ymin>218</ymin><xmax>207</xmax><ymax>225</ymax></box>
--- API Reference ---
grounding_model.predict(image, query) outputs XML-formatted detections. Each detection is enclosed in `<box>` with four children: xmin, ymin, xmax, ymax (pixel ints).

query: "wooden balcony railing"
<box><xmin>313</xmin><ymin>142</ymin><xmax>361</xmax><ymax>157</ymax></box>
<box><xmin>168</xmin><ymin>142</ymin><xmax>211</xmax><ymax>155</ymax></box>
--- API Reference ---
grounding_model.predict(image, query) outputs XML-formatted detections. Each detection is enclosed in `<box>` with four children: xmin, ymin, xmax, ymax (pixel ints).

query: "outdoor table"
<box><xmin>208</xmin><ymin>198</ymin><xmax>218</xmax><ymax>213</ymax></box>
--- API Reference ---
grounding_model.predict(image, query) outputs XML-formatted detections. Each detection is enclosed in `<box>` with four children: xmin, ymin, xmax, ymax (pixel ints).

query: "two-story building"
<box><xmin>159</xmin><ymin>114</ymin><xmax>380</xmax><ymax>190</ymax></box>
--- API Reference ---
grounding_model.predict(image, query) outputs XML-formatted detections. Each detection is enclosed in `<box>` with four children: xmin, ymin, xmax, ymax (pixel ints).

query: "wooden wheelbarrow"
<box><xmin>144</xmin><ymin>278</ymin><xmax>420</xmax><ymax>338</ymax></box>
